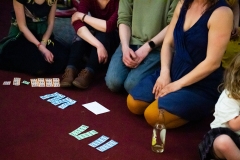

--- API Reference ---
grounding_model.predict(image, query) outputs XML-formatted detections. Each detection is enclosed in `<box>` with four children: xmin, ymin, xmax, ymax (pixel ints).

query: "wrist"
<box><xmin>143</xmin><ymin>42</ymin><xmax>152</xmax><ymax>52</ymax></box>
<box><xmin>41</xmin><ymin>41</ymin><xmax>47</xmax><ymax>47</ymax></box>
<box><xmin>160</xmin><ymin>68</ymin><xmax>170</xmax><ymax>75</ymax></box>
<box><xmin>148</xmin><ymin>40</ymin><xmax>156</xmax><ymax>49</ymax></box>
<box><xmin>96</xmin><ymin>42</ymin><xmax>104</xmax><ymax>49</ymax></box>
<box><xmin>41</xmin><ymin>39</ymin><xmax>47</xmax><ymax>44</ymax></box>
<box><xmin>41</xmin><ymin>39</ymin><xmax>54</xmax><ymax>46</ymax></box>
<box><xmin>82</xmin><ymin>14</ymin><xmax>87</xmax><ymax>22</ymax></box>
<box><xmin>121</xmin><ymin>43</ymin><xmax>129</xmax><ymax>49</ymax></box>
<box><xmin>37</xmin><ymin>43</ymin><xmax>42</xmax><ymax>48</ymax></box>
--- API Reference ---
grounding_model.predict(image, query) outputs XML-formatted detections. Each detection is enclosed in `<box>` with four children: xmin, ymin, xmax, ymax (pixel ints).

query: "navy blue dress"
<box><xmin>130</xmin><ymin>0</ymin><xmax>228</xmax><ymax>121</ymax></box>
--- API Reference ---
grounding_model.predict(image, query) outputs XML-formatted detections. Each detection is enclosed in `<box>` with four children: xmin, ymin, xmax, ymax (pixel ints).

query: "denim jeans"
<box><xmin>105</xmin><ymin>44</ymin><xmax>160</xmax><ymax>93</ymax></box>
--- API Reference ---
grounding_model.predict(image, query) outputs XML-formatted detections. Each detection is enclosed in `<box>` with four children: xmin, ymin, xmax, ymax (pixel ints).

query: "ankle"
<box><xmin>85</xmin><ymin>67</ymin><xmax>94</xmax><ymax>74</ymax></box>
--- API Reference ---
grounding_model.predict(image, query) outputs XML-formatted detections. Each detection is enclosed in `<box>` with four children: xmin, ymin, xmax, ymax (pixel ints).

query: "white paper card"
<box><xmin>82</xmin><ymin>101</ymin><xmax>110</xmax><ymax>115</ymax></box>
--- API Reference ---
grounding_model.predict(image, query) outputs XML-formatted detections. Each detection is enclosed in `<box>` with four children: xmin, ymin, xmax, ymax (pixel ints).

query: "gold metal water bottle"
<box><xmin>151</xmin><ymin>109</ymin><xmax>166</xmax><ymax>153</ymax></box>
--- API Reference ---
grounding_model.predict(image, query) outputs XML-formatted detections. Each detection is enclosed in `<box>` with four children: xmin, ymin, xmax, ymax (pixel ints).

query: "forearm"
<box><xmin>175</xmin><ymin>60</ymin><xmax>221</xmax><ymax>88</ymax></box>
<box><xmin>160</xmin><ymin>44</ymin><xmax>173</xmax><ymax>75</ymax></box>
<box><xmin>20</xmin><ymin>26</ymin><xmax>41</xmax><ymax>47</ymax></box>
<box><xmin>42</xmin><ymin>21</ymin><xmax>54</xmax><ymax>42</ymax></box>
<box><xmin>159</xmin><ymin>1</ymin><xmax>180</xmax><ymax>74</ymax></box>
<box><xmin>159</xmin><ymin>24</ymin><xmax>175</xmax><ymax>74</ymax></box>
<box><xmin>42</xmin><ymin>2</ymin><xmax>57</xmax><ymax>41</ymax></box>
<box><xmin>228</xmin><ymin>115</ymin><xmax>240</xmax><ymax>131</ymax></box>
<box><xmin>119</xmin><ymin>24</ymin><xmax>131</xmax><ymax>48</ymax></box>
<box><xmin>138</xmin><ymin>26</ymin><xmax>169</xmax><ymax>63</ymax></box>
<box><xmin>83</xmin><ymin>14</ymin><xmax>107</xmax><ymax>32</ymax></box>
<box><xmin>150</xmin><ymin>25</ymin><xmax>169</xmax><ymax>47</ymax></box>
<box><xmin>77</xmin><ymin>26</ymin><xmax>102</xmax><ymax>48</ymax></box>
<box><xmin>13</xmin><ymin>0</ymin><xmax>40</xmax><ymax>47</ymax></box>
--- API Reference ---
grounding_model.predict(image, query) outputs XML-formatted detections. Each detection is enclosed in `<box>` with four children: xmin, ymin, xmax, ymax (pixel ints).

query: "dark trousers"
<box><xmin>67</xmin><ymin>29</ymin><xmax>119</xmax><ymax>72</ymax></box>
<box><xmin>0</xmin><ymin>34</ymin><xmax>69</xmax><ymax>75</ymax></box>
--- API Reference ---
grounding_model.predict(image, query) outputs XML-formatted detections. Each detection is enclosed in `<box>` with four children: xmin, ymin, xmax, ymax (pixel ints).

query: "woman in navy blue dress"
<box><xmin>127</xmin><ymin>0</ymin><xmax>233</xmax><ymax>129</ymax></box>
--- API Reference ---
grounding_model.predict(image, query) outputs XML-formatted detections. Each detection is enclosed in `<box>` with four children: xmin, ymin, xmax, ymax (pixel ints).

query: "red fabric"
<box><xmin>55</xmin><ymin>8</ymin><xmax>77</xmax><ymax>17</ymax></box>
<box><xmin>72</xmin><ymin>0</ymin><xmax>80</xmax><ymax>8</ymax></box>
<box><xmin>72</xmin><ymin>0</ymin><xmax>119</xmax><ymax>33</ymax></box>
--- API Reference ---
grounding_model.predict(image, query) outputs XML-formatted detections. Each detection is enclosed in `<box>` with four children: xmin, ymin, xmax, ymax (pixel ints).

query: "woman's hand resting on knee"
<box><xmin>38</xmin><ymin>45</ymin><xmax>54</xmax><ymax>63</ymax></box>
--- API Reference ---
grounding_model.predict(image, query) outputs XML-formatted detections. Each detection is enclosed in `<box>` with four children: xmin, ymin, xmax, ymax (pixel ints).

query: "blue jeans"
<box><xmin>105</xmin><ymin>44</ymin><xmax>160</xmax><ymax>93</ymax></box>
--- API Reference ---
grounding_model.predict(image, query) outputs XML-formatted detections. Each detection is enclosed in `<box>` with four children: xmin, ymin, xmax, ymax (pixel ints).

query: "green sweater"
<box><xmin>118</xmin><ymin>0</ymin><xmax>178</xmax><ymax>45</ymax></box>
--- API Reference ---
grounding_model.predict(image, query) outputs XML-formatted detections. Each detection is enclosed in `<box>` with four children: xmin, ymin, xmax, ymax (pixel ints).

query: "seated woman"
<box><xmin>60</xmin><ymin>0</ymin><xmax>120</xmax><ymax>89</ymax></box>
<box><xmin>127</xmin><ymin>0</ymin><xmax>233</xmax><ymax>129</ymax></box>
<box><xmin>0</xmin><ymin>0</ymin><xmax>69</xmax><ymax>75</ymax></box>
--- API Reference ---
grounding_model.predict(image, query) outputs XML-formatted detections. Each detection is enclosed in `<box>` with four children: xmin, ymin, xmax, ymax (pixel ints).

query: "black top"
<box><xmin>12</xmin><ymin>0</ymin><xmax>51</xmax><ymax>22</ymax></box>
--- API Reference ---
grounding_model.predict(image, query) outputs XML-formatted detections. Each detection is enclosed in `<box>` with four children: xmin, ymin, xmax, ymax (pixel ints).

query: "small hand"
<box><xmin>122</xmin><ymin>46</ymin><xmax>138</xmax><ymax>68</ymax></box>
<box><xmin>39</xmin><ymin>45</ymin><xmax>54</xmax><ymax>63</ymax></box>
<box><xmin>162</xmin><ymin>82</ymin><xmax>180</xmax><ymax>96</ymax></box>
<box><xmin>134</xmin><ymin>45</ymin><xmax>151</xmax><ymax>68</ymax></box>
<box><xmin>152</xmin><ymin>75</ymin><xmax>171</xmax><ymax>99</ymax></box>
<box><xmin>96</xmin><ymin>45</ymin><xmax>108</xmax><ymax>64</ymax></box>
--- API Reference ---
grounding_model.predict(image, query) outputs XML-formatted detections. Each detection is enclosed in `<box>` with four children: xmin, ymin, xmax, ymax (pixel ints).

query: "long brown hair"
<box><xmin>182</xmin><ymin>0</ymin><xmax>219</xmax><ymax>12</ymax></box>
<box><xmin>27</xmin><ymin>0</ymin><xmax>57</xmax><ymax>6</ymax></box>
<box><xmin>223</xmin><ymin>53</ymin><xmax>240</xmax><ymax>100</ymax></box>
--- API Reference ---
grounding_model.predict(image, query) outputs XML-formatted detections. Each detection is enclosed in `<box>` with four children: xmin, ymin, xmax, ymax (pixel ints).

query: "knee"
<box><xmin>144</xmin><ymin>107</ymin><xmax>188</xmax><ymax>129</ymax></box>
<box><xmin>127</xmin><ymin>94</ymin><xmax>144</xmax><ymax>115</ymax></box>
<box><xmin>124</xmin><ymin>79</ymin><xmax>137</xmax><ymax>93</ymax></box>
<box><xmin>144</xmin><ymin>107</ymin><xmax>159</xmax><ymax>127</ymax></box>
<box><xmin>124</xmin><ymin>83</ymin><xmax>132</xmax><ymax>93</ymax></box>
<box><xmin>214</xmin><ymin>135</ymin><xmax>232</xmax><ymax>152</ymax></box>
<box><xmin>105</xmin><ymin>76</ymin><xmax>123</xmax><ymax>92</ymax></box>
